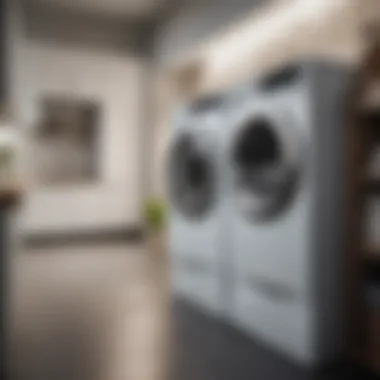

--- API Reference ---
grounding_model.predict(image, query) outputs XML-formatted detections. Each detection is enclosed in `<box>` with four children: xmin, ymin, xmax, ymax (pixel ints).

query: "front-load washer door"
<box><xmin>168</xmin><ymin>126</ymin><xmax>223</xmax><ymax>314</ymax></box>
<box><xmin>168</xmin><ymin>128</ymin><xmax>219</xmax><ymax>221</ymax></box>
<box><xmin>228</xmin><ymin>103</ymin><xmax>311</xmax><ymax>357</ymax></box>
<box><xmin>230</xmin><ymin>106</ymin><xmax>305</xmax><ymax>222</ymax></box>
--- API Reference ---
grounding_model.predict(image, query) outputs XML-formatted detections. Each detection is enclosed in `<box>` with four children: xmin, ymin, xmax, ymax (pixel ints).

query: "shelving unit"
<box><xmin>347</xmin><ymin>39</ymin><xmax>380</xmax><ymax>375</ymax></box>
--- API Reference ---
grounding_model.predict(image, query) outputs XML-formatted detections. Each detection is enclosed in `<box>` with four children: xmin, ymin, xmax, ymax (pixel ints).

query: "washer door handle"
<box><xmin>247</xmin><ymin>275</ymin><xmax>296</xmax><ymax>302</ymax></box>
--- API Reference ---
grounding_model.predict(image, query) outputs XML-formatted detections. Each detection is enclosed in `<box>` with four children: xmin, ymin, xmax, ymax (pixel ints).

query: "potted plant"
<box><xmin>144</xmin><ymin>197</ymin><xmax>167</xmax><ymax>259</ymax></box>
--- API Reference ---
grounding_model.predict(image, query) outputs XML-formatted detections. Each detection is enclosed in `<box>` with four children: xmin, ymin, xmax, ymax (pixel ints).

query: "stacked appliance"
<box><xmin>168</xmin><ymin>61</ymin><xmax>353</xmax><ymax>367</ymax></box>
<box><xmin>168</xmin><ymin>95</ymin><xmax>230</xmax><ymax>316</ymax></box>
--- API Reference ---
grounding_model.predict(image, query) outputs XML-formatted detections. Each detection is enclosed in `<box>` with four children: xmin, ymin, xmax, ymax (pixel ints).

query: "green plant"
<box><xmin>144</xmin><ymin>197</ymin><xmax>167</xmax><ymax>232</ymax></box>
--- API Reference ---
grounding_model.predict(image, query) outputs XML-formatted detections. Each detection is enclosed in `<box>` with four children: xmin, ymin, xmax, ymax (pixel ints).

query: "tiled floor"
<box><xmin>9</xmin><ymin>242</ymin><xmax>378</xmax><ymax>380</ymax></box>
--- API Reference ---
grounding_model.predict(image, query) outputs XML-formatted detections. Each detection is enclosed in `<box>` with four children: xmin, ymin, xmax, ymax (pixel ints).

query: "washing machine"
<box><xmin>226</xmin><ymin>62</ymin><xmax>354</xmax><ymax>366</ymax></box>
<box><xmin>168</xmin><ymin>94</ymin><xmax>230</xmax><ymax>316</ymax></box>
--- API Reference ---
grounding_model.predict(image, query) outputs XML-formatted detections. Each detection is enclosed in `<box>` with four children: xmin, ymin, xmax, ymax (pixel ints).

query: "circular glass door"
<box><xmin>231</xmin><ymin>114</ymin><xmax>302</xmax><ymax>222</ymax></box>
<box><xmin>169</xmin><ymin>131</ymin><xmax>217</xmax><ymax>220</ymax></box>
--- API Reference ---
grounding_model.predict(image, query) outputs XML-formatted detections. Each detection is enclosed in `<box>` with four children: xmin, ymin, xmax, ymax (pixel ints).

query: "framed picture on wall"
<box><xmin>33</xmin><ymin>96</ymin><xmax>100</xmax><ymax>187</ymax></box>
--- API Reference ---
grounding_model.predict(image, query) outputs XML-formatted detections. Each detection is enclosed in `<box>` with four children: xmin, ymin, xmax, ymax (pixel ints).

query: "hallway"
<box><xmin>10</xmin><ymin>243</ymin><xmax>170</xmax><ymax>380</ymax></box>
<box><xmin>9</xmin><ymin>243</ymin><xmax>377</xmax><ymax>380</ymax></box>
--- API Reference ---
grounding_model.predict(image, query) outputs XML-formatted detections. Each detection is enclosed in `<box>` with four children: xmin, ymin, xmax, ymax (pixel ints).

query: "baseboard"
<box><xmin>24</xmin><ymin>226</ymin><xmax>146</xmax><ymax>248</ymax></box>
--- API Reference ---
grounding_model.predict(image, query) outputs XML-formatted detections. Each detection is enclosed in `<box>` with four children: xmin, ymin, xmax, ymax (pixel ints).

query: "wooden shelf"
<box><xmin>359</xmin><ymin>111</ymin><xmax>380</xmax><ymax>126</ymax></box>
<box><xmin>364</xmin><ymin>256</ymin><xmax>380</xmax><ymax>270</ymax></box>
<box><xmin>354</xmin><ymin>306</ymin><xmax>380</xmax><ymax>374</ymax></box>
<box><xmin>363</xmin><ymin>179</ymin><xmax>380</xmax><ymax>193</ymax></box>
<box><xmin>348</xmin><ymin>37</ymin><xmax>380</xmax><ymax>376</ymax></box>
<box><xmin>365</xmin><ymin>246</ymin><xmax>380</xmax><ymax>260</ymax></box>
<box><xmin>357</xmin><ymin>350</ymin><xmax>380</xmax><ymax>374</ymax></box>
<box><xmin>369</xmin><ymin>306</ymin><xmax>380</xmax><ymax>347</ymax></box>
<box><xmin>358</xmin><ymin>110</ymin><xmax>380</xmax><ymax>139</ymax></box>
<box><xmin>0</xmin><ymin>185</ymin><xmax>23</xmax><ymax>207</ymax></box>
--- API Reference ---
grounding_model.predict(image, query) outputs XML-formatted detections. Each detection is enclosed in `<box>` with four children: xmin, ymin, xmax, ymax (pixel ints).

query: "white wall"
<box><xmin>13</xmin><ymin>39</ymin><xmax>145</xmax><ymax>234</ymax></box>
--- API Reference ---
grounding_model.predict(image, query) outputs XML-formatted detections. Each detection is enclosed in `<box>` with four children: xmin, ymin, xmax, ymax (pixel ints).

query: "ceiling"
<box><xmin>24</xmin><ymin>0</ymin><xmax>173</xmax><ymax>20</ymax></box>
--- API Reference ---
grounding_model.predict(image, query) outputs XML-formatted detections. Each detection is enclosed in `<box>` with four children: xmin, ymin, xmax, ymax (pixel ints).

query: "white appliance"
<box><xmin>168</xmin><ymin>95</ymin><xmax>230</xmax><ymax>316</ymax></box>
<box><xmin>226</xmin><ymin>62</ymin><xmax>353</xmax><ymax>366</ymax></box>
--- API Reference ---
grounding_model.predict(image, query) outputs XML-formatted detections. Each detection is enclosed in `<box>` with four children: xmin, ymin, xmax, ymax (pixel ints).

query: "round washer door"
<box><xmin>168</xmin><ymin>129</ymin><xmax>218</xmax><ymax>220</ymax></box>
<box><xmin>231</xmin><ymin>108</ymin><xmax>304</xmax><ymax>222</ymax></box>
